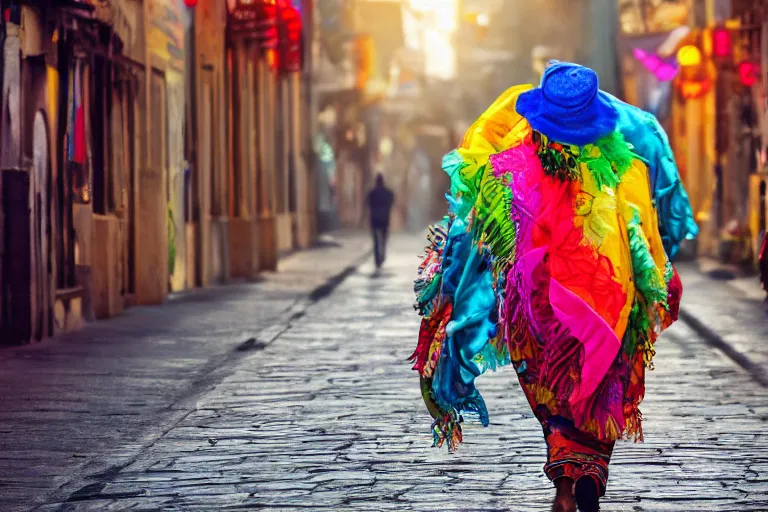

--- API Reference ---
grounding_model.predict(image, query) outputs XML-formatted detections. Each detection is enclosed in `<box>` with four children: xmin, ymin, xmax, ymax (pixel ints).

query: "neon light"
<box><xmin>712</xmin><ymin>27</ymin><xmax>732</xmax><ymax>58</ymax></box>
<box><xmin>633</xmin><ymin>48</ymin><xmax>678</xmax><ymax>81</ymax></box>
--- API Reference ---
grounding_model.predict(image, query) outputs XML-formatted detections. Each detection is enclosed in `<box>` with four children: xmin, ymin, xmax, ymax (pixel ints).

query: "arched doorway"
<box><xmin>31</xmin><ymin>110</ymin><xmax>53</xmax><ymax>340</ymax></box>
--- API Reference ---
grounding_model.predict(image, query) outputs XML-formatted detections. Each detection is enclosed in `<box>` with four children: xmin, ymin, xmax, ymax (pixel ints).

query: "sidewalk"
<box><xmin>0</xmin><ymin>232</ymin><xmax>371</xmax><ymax>512</ymax></box>
<box><xmin>676</xmin><ymin>261</ymin><xmax>768</xmax><ymax>385</ymax></box>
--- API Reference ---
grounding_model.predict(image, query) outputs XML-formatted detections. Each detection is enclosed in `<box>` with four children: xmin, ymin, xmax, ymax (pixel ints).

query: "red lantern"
<box><xmin>738</xmin><ymin>61</ymin><xmax>760</xmax><ymax>87</ymax></box>
<box><xmin>712</xmin><ymin>26</ymin><xmax>732</xmax><ymax>59</ymax></box>
<box><xmin>184</xmin><ymin>0</ymin><xmax>198</xmax><ymax>7</ymax></box>
<box><xmin>227</xmin><ymin>0</ymin><xmax>279</xmax><ymax>49</ymax></box>
<box><xmin>278</xmin><ymin>0</ymin><xmax>303</xmax><ymax>73</ymax></box>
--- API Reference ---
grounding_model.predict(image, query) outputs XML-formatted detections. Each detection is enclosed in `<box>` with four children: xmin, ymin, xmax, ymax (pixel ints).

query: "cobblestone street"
<box><xmin>1</xmin><ymin>233</ymin><xmax>768</xmax><ymax>511</ymax></box>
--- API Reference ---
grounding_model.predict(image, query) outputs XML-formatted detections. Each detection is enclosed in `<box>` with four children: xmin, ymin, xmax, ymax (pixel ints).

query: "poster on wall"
<box><xmin>148</xmin><ymin>0</ymin><xmax>185</xmax><ymax>72</ymax></box>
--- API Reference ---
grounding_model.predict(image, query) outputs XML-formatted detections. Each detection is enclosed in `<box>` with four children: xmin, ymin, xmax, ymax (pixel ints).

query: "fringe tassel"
<box><xmin>431</xmin><ymin>411</ymin><xmax>464</xmax><ymax>452</ymax></box>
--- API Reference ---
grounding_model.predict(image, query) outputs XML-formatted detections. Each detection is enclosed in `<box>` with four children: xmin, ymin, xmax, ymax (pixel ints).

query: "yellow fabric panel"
<box><xmin>576</xmin><ymin>163</ymin><xmax>634</xmax><ymax>339</ymax></box>
<box><xmin>619</xmin><ymin>159</ymin><xmax>668</xmax><ymax>271</ymax></box>
<box><xmin>456</xmin><ymin>85</ymin><xmax>534</xmax><ymax>187</ymax></box>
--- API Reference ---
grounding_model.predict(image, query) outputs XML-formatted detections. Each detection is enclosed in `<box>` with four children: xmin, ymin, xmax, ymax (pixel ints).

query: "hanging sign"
<box><xmin>227</xmin><ymin>0</ymin><xmax>279</xmax><ymax>47</ymax></box>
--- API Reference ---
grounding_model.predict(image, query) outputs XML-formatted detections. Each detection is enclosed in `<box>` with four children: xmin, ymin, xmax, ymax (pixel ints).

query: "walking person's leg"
<box><xmin>373</xmin><ymin>225</ymin><xmax>384</xmax><ymax>268</ymax></box>
<box><xmin>381</xmin><ymin>222</ymin><xmax>389</xmax><ymax>264</ymax></box>
<box><xmin>507</xmin><ymin>290</ymin><xmax>614</xmax><ymax>512</ymax></box>
<box><xmin>543</xmin><ymin>419</ymin><xmax>614</xmax><ymax>512</ymax></box>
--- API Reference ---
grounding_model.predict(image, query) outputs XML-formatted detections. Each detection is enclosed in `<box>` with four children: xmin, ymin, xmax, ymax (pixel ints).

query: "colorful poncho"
<box><xmin>411</xmin><ymin>85</ymin><xmax>694</xmax><ymax>451</ymax></box>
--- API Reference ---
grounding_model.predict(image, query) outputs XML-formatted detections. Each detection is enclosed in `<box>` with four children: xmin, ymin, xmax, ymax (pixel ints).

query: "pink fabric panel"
<box><xmin>549</xmin><ymin>278</ymin><xmax>621</xmax><ymax>404</ymax></box>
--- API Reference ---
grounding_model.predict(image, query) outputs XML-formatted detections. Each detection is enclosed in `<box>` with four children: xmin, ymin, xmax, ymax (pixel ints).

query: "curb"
<box><xmin>678</xmin><ymin>307</ymin><xmax>768</xmax><ymax>387</ymax></box>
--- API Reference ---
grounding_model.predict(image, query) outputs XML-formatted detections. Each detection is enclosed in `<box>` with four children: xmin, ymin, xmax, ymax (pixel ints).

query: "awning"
<box><xmin>87</xmin><ymin>0</ymin><xmax>136</xmax><ymax>48</ymax></box>
<box><xmin>53</xmin><ymin>0</ymin><xmax>137</xmax><ymax>49</ymax></box>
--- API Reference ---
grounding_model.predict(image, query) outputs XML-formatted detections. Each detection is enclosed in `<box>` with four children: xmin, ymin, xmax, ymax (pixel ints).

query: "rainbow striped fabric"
<box><xmin>411</xmin><ymin>85</ymin><xmax>694</xmax><ymax>451</ymax></box>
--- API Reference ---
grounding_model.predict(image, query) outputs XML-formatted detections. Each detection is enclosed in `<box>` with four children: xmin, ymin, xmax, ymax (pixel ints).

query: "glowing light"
<box><xmin>476</xmin><ymin>13</ymin><xmax>489</xmax><ymax>27</ymax></box>
<box><xmin>738</xmin><ymin>61</ymin><xmax>760</xmax><ymax>87</ymax></box>
<box><xmin>265</xmin><ymin>48</ymin><xmax>277</xmax><ymax>69</ymax></box>
<box><xmin>677</xmin><ymin>45</ymin><xmax>701</xmax><ymax>67</ymax></box>
<box><xmin>712</xmin><ymin>27</ymin><xmax>732</xmax><ymax>58</ymax></box>
<box><xmin>633</xmin><ymin>48</ymin><xmax>678</xmax><ymax>81</ymax></box>
<box><xmin>679</xmin><ymin>79</ymin><xmax>710</xmax><ymax>99</ymax></box>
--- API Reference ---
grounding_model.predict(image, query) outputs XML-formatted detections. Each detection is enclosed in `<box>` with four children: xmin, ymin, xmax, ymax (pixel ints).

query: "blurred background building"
<box><xmin>0</xmin><ymin>0</ymin><xmax>314</xmax><ymax>345</ymax></box>
<box><xmin>0</xmin><ymin>0</ymin><xmax>767</xmax><ymax>346</ymax></box>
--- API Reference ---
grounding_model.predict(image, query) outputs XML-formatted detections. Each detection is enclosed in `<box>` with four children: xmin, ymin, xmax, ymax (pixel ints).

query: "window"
<box><xmin>618</xmin><ymin>0</ymin><xmax>690</xmax><ymax>34</ymax></box>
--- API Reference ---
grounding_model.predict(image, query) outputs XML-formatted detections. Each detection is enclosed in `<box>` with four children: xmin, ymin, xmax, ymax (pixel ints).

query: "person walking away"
<box><xmin>410</xmin><ymin>62</ymin><xmax>697</xmax><ymax>512</ymax></box>
<box><xmin>367</xmin><ymin>174</ymin><xmax>394</xmax><ymax>268</ymax></box>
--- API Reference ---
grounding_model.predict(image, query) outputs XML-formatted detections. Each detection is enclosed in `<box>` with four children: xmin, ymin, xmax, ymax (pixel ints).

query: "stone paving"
<box><xmin>676</xmin><ymin>263</ymin><xmax>768</xmax><ymax>384</ymax></box>
<box><xmin>2</xmin><ymin>233</ymin><xmax>768</xmax><ymax>511</ymax></box>
<box><xmin>0</xmin><ymin>233</ymin><xmax>370</xmax><ymax>512</ymax></box>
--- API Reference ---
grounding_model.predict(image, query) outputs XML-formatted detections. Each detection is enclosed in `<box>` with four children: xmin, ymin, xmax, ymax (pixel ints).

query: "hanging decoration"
<box><xmin>277</xmin><ymin>0</ymin><xmax>303</xmax><ymax>73</ymax></box>
<box><xmin>227</xmin><ymin>0</ymin><xmax>279</xmax><ymax>49</ymax></box>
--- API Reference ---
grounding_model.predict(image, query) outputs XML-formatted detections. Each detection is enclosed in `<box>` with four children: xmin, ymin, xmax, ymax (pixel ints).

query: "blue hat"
<box><xmin>516</xmin><ymin>62</ymin><xmax>619</xmax><ymax>146</ymax></box>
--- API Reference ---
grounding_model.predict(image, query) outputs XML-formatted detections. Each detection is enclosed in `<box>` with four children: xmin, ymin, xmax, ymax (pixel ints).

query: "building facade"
<box><xmin>613</xmin><ymin>0</ymin><xmax>768</xmax><ymax>267</ymax></box>
<box><xmin>0</xmin><ymin>0</ymin><xmax>315</xmax><ymax>346</ymax></box>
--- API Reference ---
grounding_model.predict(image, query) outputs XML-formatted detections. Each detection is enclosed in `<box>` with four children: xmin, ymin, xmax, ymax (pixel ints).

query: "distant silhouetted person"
<box><xmin>367</xmin><ymin>174</ymin><xmax>394</xmax><ymax>268</ymax></box>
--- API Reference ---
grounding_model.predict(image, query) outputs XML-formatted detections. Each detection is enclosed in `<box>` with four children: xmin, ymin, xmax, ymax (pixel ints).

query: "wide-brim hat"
<box><xmin>517</xmin><ymin>61</ymin><xmax>619</xmax><ymax>146</ymax></box>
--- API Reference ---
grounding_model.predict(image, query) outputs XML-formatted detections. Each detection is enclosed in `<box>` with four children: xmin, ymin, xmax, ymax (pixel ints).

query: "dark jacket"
<box><xmin>367</xmin><ymin>185</ymin><xmax>394</xmax><ymax>226</ymax></box>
